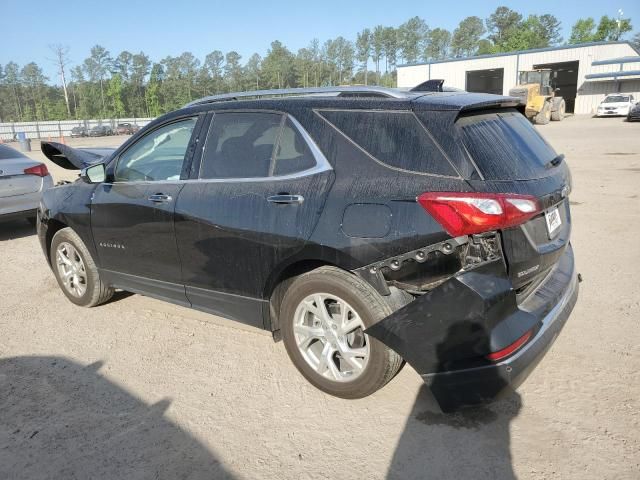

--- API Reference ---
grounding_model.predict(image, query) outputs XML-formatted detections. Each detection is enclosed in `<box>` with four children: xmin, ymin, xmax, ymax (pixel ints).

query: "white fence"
<box><xmin>0</xmin><ymin>118</ymin><xmax>155</xmax><ymax>142</ymax></box>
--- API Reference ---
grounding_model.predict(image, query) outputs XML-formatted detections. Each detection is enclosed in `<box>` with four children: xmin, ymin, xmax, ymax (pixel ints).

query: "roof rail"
<box><xmin>184</xmin><ymin>86</ymin><xmax>413</xmax><ymax>107</ymax></box>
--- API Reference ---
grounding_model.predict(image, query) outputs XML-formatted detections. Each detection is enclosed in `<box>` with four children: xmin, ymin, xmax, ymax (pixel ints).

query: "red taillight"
<box><xmin>486</xmin><ymin>330</ymin><xmax>534</xmax><ymax>361</ymax></box>
<box><xmin>417</xmin><ymin>192</ymin><xmax>540</xmax><ymax>237</ymax></box>
<box><xmin>24</xmin><ymin>163</ymin><xmax>49</xmax><ymax>177</ymax></box>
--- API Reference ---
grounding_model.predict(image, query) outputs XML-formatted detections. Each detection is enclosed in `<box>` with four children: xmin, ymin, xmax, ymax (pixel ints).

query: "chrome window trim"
<box><xmin>195</xmin><ymin>111</ymin><xmax>332</xmax><ymax>183</ymax></box>
<box><xmin>112</xmin><ymin>115</ymin><xmax>200</xmax><ymax>183</ymax></box>
<box><xmin>314</xmin><ymin>108</ymin><xmax>463</xmax><ymax>180</ymax></box>
<box><xmin>108</xmin><ymin>112</ymin><xmax>332</xmax><ymax>185</ymax></box>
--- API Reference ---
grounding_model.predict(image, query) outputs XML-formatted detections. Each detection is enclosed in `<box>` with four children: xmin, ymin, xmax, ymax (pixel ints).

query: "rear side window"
<box><xmin>272</xmin><ymin>118</ymin><xmax>316</xmax><ymax>176</ymax></box>
<box><xmin>200</xmin><ymin>113</ymin><xmax>317</xmax><ymax>179</ymax></box>
<box><xmin>318</xmin><ymin>110</ymin><xmax>457</xmax><ymax>176</ymax></box>
<box><xmin>456</xmin><ymin>109</ymin><xmax>557</xmax><ymax>180</ymax></box>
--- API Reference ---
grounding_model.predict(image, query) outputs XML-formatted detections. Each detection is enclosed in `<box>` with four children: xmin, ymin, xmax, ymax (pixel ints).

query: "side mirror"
<box><xmin>81</xmin><ymin>163</ymin><xmax>106</xmax><ymax>183</ymax></box>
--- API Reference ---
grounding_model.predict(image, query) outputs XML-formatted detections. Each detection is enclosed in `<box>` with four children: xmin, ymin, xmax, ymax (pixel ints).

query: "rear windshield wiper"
<box><xmin>545</xmin><ymin>154</ymin><xmax>564</xmax><ymax>169</ymax></box>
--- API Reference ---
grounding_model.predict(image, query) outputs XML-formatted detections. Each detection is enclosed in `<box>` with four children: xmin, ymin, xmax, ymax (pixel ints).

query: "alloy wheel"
<box><xmin>56</xmin><ymin>242</ymin><xmax>87</xmax><ymax>297</ymax></box>
<box><xmin>293</xmin><ymin>293</ymin><xmax>370</xmax><ymax>382</ymax></box>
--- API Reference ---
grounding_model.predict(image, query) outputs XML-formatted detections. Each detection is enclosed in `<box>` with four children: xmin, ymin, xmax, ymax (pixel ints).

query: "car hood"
<box><xmin>41</xmin><ymin>141</ymin><xmax>115</xmax><ymax>170</ymax></box>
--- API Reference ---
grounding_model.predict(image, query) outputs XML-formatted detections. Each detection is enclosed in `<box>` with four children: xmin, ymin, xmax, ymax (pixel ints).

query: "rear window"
<box><xmin>318</xmin><ymin>110</ymin><xmax>457</xmax><ymax>176</ymax></box>
<box><xmin>0</xmin><ymin>145</ymin><xmax>25</xmax><ymax>160</ymax></box>
<box><xmin>456</xmin><ymin>109</ymin><xmax>557</xmax><ymax>180</ymax></box>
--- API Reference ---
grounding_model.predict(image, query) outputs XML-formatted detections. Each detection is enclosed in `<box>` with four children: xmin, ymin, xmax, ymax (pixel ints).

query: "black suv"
<box><xmin>38</xmin><ymin>86</ymin><xmax>578</xmax><ymax>410</ymax></box>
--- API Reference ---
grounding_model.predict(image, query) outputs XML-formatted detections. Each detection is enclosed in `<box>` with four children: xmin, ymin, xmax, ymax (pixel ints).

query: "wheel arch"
<box><xmin>45</xmin><ymin>218</ymin><xmax>69</xmax><ymax>265</ymax></box>
<box><xmin>265</xmin><ymin>259</ymin><xmax>342</xmax><ymax>338</ymax></box>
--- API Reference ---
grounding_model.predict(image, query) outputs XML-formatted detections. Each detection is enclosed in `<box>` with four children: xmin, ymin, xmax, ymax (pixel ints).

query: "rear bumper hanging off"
<box><xmin>365</xmin><ymin>244</ymin><xmax>578</xmax><ymax>411</ymax></box>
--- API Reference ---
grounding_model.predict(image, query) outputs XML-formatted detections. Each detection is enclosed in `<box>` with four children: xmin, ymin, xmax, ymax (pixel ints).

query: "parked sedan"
<box><xmin>89</xmin><ymin>125</ymin><xmax>112</xmax><ymax>137</ymax></box>
<box><xmin>0</xmin><ymin>144</ymin><xmax>53</xmax><ymax>224</ymax></box>
<box><xmin>596</xmin><ymin>94</ymin><xmax>635</xmax><ymax>117</ymax></box>
<box><xmin>70</xmin><ymin>126</ymin><xmax>87</xmax><ymax>138</ymax></box>
<box><xmin>627</xmin><ymin>102</ymin><xmax>640</xmax><ymax>122</ymax></box>
<box><xmin>116</xmin><ymin>123</ymin><xmax>140</xmax><ymax>135</ymax></box>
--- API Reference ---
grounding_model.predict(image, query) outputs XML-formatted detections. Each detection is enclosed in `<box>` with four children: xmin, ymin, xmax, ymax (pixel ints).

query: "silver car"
<box><xmin>0</xmin><ymin>144</ymin><xmax>53</xmax><ymax>224</ymax></box>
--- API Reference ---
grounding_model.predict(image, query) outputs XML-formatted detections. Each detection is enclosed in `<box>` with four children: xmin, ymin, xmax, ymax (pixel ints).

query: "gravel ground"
<box><xmin>0</xmin><ymin>116</ymin><xmax>638</xmax><ymax>479</ymax></box>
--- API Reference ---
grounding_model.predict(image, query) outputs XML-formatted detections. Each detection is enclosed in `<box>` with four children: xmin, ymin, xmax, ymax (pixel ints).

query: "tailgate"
<box><xmin>457</xmin><ymin>108</ymin><xmax>572</xmax><ymax>294</ymax></box>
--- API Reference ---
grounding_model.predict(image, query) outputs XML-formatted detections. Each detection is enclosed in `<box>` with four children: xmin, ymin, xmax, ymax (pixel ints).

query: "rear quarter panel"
<box><xmin>298</xmin><ymin>107</ymin><xmax>472</xmax><ymax>270</ymax></box>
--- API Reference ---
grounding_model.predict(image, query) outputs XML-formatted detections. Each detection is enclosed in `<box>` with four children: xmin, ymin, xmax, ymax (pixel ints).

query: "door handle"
<box><xmin>267</xmin><ymin>194</ymin><xmax>304</xmax><ymax>205</ymax></box>
<box><xmin>148</xmin><ymin>193</ymin><xmax>172</xmax><ymax>203</ymax></box>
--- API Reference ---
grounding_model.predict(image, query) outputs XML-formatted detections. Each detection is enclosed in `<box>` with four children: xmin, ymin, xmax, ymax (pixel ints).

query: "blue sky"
<box><xmin>2</xmin><ymin>0</ymin><xmax>639</xmax><ymax>83</ymax></box>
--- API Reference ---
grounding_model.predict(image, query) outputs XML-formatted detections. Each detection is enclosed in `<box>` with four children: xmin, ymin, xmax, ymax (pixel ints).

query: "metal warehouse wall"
<box><xmin>398</xmin><ymin>42</ymin><xmax>640</xmax><ymax>115</ymax></box>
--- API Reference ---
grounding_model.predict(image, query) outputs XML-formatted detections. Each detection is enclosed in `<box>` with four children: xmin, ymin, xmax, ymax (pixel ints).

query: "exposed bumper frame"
<box><xmin>423</xmin><ymin>265</ymin><xmax>578</xmax><ymax>410</ymax></box>
<box><xmin>365</xmin><ymin>244</ymin><xmax>578</xmax><ymax>411</ymax></box>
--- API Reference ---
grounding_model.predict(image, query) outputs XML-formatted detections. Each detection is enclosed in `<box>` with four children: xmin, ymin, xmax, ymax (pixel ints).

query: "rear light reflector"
<box><xmin>24</xmin><ymin>163</ymin><xmax>49</xmax><ymax>177</ymax></box>
<box><xmin>486</xmin><ymin>329</ymin><xmax>534</xmax><ymax>361</ymax></box>
<box><xmin>417</xmin><ymin>192</ymin><xmax>540</xmax><ymax>236</ymax></box>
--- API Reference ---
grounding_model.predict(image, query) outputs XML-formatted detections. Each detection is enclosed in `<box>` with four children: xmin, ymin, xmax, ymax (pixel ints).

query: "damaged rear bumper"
<box><xmin>365</xmin><ymin>244</ymin><xmax>578</xmax><ymax>411</ymax></box>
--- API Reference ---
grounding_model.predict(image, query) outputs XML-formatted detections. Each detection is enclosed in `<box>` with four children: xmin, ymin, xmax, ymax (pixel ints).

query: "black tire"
<box><xmin>280</xmin><ymin>266</ymin><xmax>404</xmax><ymax>399</ymax></box>
<box><xmin>50</xmin><ymin>227</ymin><xmax>114</xmax><ymax>307</ymax></box>
<box><xmin>551</xmin><ymin>98</ymin><xmax>566</xmax><ymax>121</ymax></box>
<box><xmin>534</xmin><ymin>101</ymin><xmax>551</xmax><ymax>125</ymax></box>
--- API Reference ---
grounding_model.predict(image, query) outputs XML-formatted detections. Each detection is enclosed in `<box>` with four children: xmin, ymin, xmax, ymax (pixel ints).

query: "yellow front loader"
<box><xmin>508</xmin><ymin>69</ymin><xmax>566</xmax><ymax>125</ymax></box>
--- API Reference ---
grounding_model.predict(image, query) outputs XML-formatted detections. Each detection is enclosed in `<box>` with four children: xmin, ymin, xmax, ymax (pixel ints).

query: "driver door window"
<box><xmin>115</xmin><ymin>117</ymin><xmax>197</xmax><ymax>182</ymax></box>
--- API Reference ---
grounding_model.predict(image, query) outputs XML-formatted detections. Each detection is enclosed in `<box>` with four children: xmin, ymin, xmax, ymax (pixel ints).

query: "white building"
<box><xmin>397</xmin><ymin>41</ymin><xmax>640</xmax><ymax>115</ymax></box>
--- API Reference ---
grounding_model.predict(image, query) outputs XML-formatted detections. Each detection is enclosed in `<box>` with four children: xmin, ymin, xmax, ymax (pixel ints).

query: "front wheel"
<box><xmin>280</xmin><ymin>266</ymin><xmax>403</xmax><ymax>399</ymax></box>
<box><xmin>534</xmin><ymin>101</ymin><xmax>551</xmax><ymax>125</ymax></box>
<box><xmin>50</xmin><ymin>227</ymin><xmax>114</xmax><ymax>307</ymax></box>
<box><xmin>551</xmin><ymin>98</ymin><xmax>566</xmax><ymax>121</ymax></box>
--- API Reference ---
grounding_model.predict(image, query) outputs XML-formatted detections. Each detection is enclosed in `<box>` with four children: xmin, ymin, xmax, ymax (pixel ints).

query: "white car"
<box><xmin>596</xmin><ymin>94</ymin><xmax>635</xmax><ymax>117</ymax></box>
<box><xmin>0</xmin><ymin>144</ymin><xmax>54</xmax><ymax>225</ymax></box>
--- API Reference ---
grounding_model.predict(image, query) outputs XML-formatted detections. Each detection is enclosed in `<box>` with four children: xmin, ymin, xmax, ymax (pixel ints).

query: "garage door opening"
<box><xmin>533</xmin><ymin>61</ymin><xmax>579</xmax><ymax>113</ymax></box>
<box><xmin>466</xmin><ymin>68</ymin><xmax>504</xmax><ymax>95</ymax></box>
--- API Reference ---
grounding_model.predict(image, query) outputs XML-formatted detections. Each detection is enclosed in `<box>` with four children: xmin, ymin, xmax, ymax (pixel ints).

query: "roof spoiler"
<box><xmin>445</xmin><ymin>97</ymin><xmax>526</xmax><ymax>124</ymax></box>
<box><xmin>41</xmin><ymin>142</ymin><xmax>115</xmax><ymax>170</ymax></box>
<box><xmin>410</xmin><ymin>79</ymin><xmax>445</xmax><ymax>92</ymax></box>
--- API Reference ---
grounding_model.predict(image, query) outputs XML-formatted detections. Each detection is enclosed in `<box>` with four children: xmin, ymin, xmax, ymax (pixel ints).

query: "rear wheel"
<box><xmin>551</xmin><ymin>98</ymin><xmax>566</xmax><ymax>121</ymax></box>
<box><xmin>534</xmin><ymin>101</ymin><xmax>551</xmax><ymax>125</ymax></box>
<box><xmin>51</xmin><ymin>227</ymin><xmax>114</xmax><ymax>307</ymax></box>
<box><xmin>280</xmin><ymin>266</ymin><xmax>403</xmax><ymax>398</ymax></box>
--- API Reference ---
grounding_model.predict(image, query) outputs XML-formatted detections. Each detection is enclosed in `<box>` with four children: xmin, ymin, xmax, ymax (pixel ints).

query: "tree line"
<box><xmin>0</xmin><ymin>7</ymin><xmax>636</xmax><ymax>122</ymax></box>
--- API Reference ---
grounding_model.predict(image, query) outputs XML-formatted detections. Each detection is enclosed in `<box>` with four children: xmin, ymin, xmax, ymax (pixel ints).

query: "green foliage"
<box><xmin>486</xmin><ymin>7</ymin><xmax>522</xmax><ymax>45</ymax></box>
<box><xmin>451</xmin><ymin>16</ymin><xmax>485</xmax><ymax>57</ymax></box>
<box><xmin>569</xmin><ymin>16</ymin><xmax>633</xmax><ymax>44</ymax></box>
<box><xmin>486</xmin><ymin>8</ymin><xmax>562</xmax><ymax>53</ymax></box>
<box><xmin>569</xmin><ymin>18</ymin><xmax>596</xmax><ymax>44</ymax></box>
<box><xmin>398</xmin><ymin>17</ymin><xmax>428</xmax><ymax>64</ymax></box>
<box><xmin>594</xmin><ymin>15</ymin><xmax>632</xmax><ymax>41</ymax></box>
<box><xmin>0</xmin><ymin>10</ymin><xmax>635</xmax><ymax>122</ymax></box>
<box><xmin>106</xmin><ymin>74</ymin><xmax>125</xmax><ymax>117</ymax></box>
<box><xmin>423</xmin><ymin>28</ymin><xmax>451</xmax><ymax>61</ymax></box>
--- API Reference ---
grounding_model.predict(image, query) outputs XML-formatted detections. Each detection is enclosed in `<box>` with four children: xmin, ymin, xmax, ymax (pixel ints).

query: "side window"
<box><xmin>199</xmin><ymin>113</ymin><xmax>319</xmax><ymax>179</ymax></box>
<box><xmin>200</xmin><ymin>113</ymin><xmax>282</xmax><ymax>179</ymax></box>
<box><xmin>271</xmin><ymin>118</ymin><xmax>316</xmax><ymax>176</ymax></box>
<box><xmin>318</xmin><ymin>110</ymin><xmax>457</xmax><ymax>176</ymax></box>
<box><xmin>115</xmin><ymin>117</ymin><xmax>197</xmax><ymax>182</ymax></box>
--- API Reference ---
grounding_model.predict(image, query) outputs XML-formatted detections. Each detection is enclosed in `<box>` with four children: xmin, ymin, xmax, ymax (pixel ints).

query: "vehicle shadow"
<box><xmin>0</xmin><ymin>356</ymin><xmax>236</xmax><ymax>480</ymax></box>
<box><xmin>0</xmin><ymin>219</ymin><xmax>35</xmax><ymax>241</ymax></box>
<box><xmin>386</xmin><ymin>323</ymin><xmax>521</xmax><ymax>480</ymax></box>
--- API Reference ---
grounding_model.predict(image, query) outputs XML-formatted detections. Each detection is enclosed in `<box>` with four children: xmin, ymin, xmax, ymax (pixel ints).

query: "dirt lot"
<box><xmin>1</xmin><ymin>116</ymin><xmax>639</xmax><ymax>479</ymax></box>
